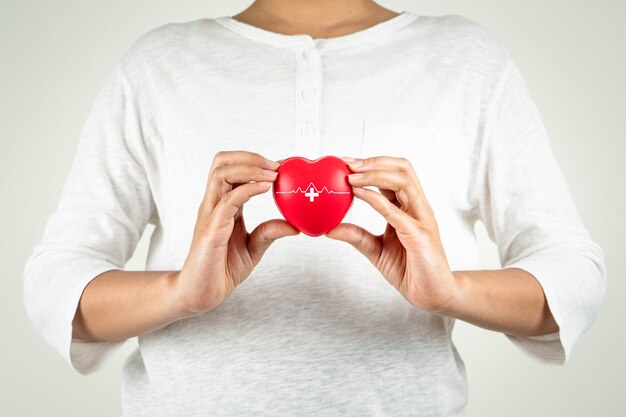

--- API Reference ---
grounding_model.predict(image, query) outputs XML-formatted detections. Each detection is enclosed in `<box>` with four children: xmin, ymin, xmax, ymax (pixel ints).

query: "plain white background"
<box><xmin>1</xmin><ymin>1</ymin><xmax>624</xmax><ymax>415</ymax></box>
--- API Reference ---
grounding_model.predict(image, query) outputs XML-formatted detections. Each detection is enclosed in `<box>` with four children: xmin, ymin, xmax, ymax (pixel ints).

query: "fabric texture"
<box><xmin>23</xmin><ymin>10</ymin><xmax>606</xmax><ymax>417</ymax></box>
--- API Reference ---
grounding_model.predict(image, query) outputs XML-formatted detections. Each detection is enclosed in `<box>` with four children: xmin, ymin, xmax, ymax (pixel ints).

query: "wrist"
<box><xmin>161</xmin><ymin>271</ymin><xmax>198</xmax><ymax>322</ymax></box>
<box><xmin>433</xmin><ymin>271</ymin><xmax>471</xmax><ymax>319</ymax></box>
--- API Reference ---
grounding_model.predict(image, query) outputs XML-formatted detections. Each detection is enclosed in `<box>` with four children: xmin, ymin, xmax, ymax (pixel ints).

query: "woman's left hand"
<box><xmin>325</xmin><ymin>156</ymin><xmax>461</xmax><ymax>313</ymax></box>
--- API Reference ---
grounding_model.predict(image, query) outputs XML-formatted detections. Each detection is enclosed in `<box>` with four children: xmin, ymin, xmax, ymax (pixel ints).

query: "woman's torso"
<box><xmin>119</xmin><ymin>11</ymin><xmax>508</xmax><ymax>416</ymax></box>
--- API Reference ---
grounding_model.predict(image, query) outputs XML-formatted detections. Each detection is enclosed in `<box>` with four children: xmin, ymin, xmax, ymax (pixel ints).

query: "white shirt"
<box><xmin>23</xmin><ymin>11</ymin><xmax>607</xmax><ymax>417</ymax></box>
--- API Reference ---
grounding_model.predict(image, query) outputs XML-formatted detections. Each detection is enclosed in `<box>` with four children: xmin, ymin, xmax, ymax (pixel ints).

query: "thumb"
<box><xmin>248</xmin><ymin>219</ymin><xmax>300</xmax><ymax>265</ymax></box>
<box><xmin>325</xmin><ymin>223</ymin><xmax>380</xmax><ymax>265</ymax></box>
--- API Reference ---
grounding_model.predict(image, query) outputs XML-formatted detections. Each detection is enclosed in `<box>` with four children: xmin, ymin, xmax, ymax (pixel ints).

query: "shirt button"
<box><xmin>300</xmin><ymin>127</ymin><xmax>316</xmax><ymax>138</ymax></box>
<box><xmin>302</xmin><ymin>48</ymin><xmax>315</xmax><ymax>60</ymax></box>
<box><xmin>301</xmin><ymin>88</ymin><xmax>316</xmax><ymax>98</ymax></box>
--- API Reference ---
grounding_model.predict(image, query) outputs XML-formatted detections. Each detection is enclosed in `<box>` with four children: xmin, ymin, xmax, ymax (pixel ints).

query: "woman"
<box><xmin>23</xmin><ymin>0</ymin><xmax>606</xmax><ymax>415</ymax></box>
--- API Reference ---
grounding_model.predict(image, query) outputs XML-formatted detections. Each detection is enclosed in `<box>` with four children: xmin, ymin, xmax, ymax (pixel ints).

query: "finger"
<box><xmin>205</xmin><ymin>163</ymin><xmax>279</xmax><ymax>210</ymax></box>
<box><xmin>202</xmin><ymin>150</ymin><xmax>280</xmax><ymax>210</ymax></box>
<box><xmin>324</xmin><ymin>222</ymin><xmax>381</xmax><ymax>265</ymax></box>
<box><xmin>247</xmin><ymin>219</ymin><xmax>300</xmax><ymax>265</ymax></box>
<box><xmin>204</xmin><ymin>181</ymin><xmax>274</xmax><ymax>237</ymax></box>
<box><xmin>351</xmin><ymin>186</ymin><xmax>418</xmax><ymax>237</ymax></box>
<box><xmin>210</xmin><ymin>150</ymin><xmax>280</xmax><ymax>172</ymax></box>
<box><xmin>344</xmin><ymin>156</ymin><xmax>427</xmax><ymax>198</ymax></box>
<box><xmin>379</xmin><ymin>188</ymin><xmax>397</xmax><ymax>205</ymax></box>
<box><xmin>343</xmin><ymin>155</ymin><xmax>411</xmax><ymax>173</ymax></box>
<box><xmin>340</xmin><ymin>156</ymin><xmax>399</xmax><ymax>205</ymax></box>
<box><xmin>347</xmin><ymin>169</ymin><xmax>424</xmax><ymax>219</ymax></box>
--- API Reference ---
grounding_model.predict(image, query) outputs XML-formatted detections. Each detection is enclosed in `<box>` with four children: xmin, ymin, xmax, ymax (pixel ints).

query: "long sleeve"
<box><xmin>23</xmin><ymin>63</ymin><xmax>157</xmax><ymax>375</ymax></box>
<box><xmin>471</xmin><ymin>56</ymin><xmax>607</xmax><ymax>364</ymax></box>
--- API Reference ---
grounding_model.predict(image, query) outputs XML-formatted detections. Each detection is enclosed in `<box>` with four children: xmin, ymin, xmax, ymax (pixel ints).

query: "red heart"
<box><xmin>272</xmin><ymin>156</ymin><xmax>354</xmax><ymax>237</ymax></box>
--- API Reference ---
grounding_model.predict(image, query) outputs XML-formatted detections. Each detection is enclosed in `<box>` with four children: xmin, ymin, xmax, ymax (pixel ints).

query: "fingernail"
<box><xmin>263</xmin><ymin>169</ymin><xmax>279</xmax><ymax>177</ymax></box>
<box><xmin>266</xmin><ymin>159</ymin><xmax>281</xmax><ymax>169</ymax></box>
<box><xmin>347</xmin><ymin>173</ymin><xmax>363</xmax><ymax>180</ymax></box>
<box><xmin>348</xmin><ymin>159</ymin><xmax>364</xmax><ymax>167</ymax></box>
<box><xmin>341</xmin><ymin>156</ymin><xmax>356</xmax><ymax>162</ymax></box>
<box><xmin>258</xmin><ymin>181</ymin><xmax>273</xmax><ymax>187</ymax></box>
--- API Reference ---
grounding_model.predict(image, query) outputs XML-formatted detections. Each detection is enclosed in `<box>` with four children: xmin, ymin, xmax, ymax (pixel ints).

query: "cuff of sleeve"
<box><xmin>65</xmin><ymin>264</ymin><xmax>127</xmax><ymax>374</ymax></box>
<box><xmin>502</xmin><ymin>248</ymin><xmax>606</xmax><ymax>365</ymax></box>
<box><xmin>505</xmin><ymin>330</ymin><xmax>566</xmax><ymax>364</ymax></box>
<box><xmin>70</xmin><ymin>338</ymin><xmax>126</xmax><ymax>375</ymax></box>
<box><xmin>23</xmin><ymin>254</ymin><xmax>125</xmax><ymax>374</ymax></box>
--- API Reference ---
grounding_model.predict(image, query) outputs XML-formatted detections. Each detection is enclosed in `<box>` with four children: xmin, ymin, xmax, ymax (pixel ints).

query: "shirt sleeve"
<box><xmin>471</xmin><ymin>56</ymin><xmax>607</xmax><ymax>364</ymax></box>
<box><xmin>23</xmin><ymin>63</ymin><xmax>157</xmax><ymax>375</ymax></box>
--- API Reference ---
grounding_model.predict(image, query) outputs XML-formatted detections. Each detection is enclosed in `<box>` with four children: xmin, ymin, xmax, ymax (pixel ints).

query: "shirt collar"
<box><xmin>214</xmin><ymin>10</ymin><xmax>419</xmax><ymax>52</ymax></box>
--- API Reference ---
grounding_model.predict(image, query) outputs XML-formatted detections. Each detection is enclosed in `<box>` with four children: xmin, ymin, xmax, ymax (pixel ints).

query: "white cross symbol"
<box><xmin>304</xmin><ymin>186</ymin><xmax>319</xmax><ymax>202</ymax></box>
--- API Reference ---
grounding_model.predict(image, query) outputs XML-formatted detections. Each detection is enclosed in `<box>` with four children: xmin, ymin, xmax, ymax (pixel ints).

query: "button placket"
<box><xmin>293</xmin><ymin>39</ymin><xmax>322</xmax><ymax>159</ymax></box>
<box><xmin>301</xmin><ymin>87</ymin><xmax>316</xmax><ymax>98</ymax></box>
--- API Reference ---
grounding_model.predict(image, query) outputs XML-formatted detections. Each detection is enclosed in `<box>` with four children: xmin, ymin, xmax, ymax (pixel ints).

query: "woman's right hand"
<box><xmin>169</xmin><ymin>150</ymin><xmax>299</xmax><ymax>319</ymax></box>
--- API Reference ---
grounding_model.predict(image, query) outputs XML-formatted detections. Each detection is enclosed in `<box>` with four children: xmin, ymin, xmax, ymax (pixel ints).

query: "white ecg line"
<box><xmin>275</xmin><ymin>181</ymin><xmax>351</xmax><ymax>202</ymax></box>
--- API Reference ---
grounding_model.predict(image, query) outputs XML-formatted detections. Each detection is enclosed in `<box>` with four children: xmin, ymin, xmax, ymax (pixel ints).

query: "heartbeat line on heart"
<box><xmin>275</xmin><ymin>181</ymin><xmax>351</xmax><ymax>202</ymax></box>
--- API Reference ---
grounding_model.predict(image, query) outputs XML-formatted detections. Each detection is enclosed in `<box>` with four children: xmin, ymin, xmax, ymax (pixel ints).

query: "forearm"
<box><xmin>72</xmin><ymin>269</ymin><xmax>189</xmax><ymax>342</ymax></box>
<box><xmin>442</xmin><ymin>268</ymin><xmax>559</xmax><ymax>337</ymax></box>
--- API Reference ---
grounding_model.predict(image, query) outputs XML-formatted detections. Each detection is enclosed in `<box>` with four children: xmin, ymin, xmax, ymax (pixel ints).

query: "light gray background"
<box><xmin>1</xmin><ymin>1</ymin><xmax>624</xmax><ymax>415</ymax></box>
